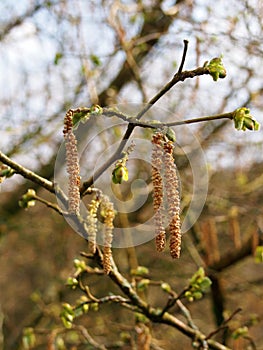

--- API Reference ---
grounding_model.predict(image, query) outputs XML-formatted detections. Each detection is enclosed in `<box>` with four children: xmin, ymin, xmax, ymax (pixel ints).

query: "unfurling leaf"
<box><xmin>60</xmin><ymin>303</ymin><xmax>75</xmax><ymax>329</ymax></box>
<box><xmin>112</xmin><ymin>165</ymin><xmax>129</xmax><ymax>184</ymax></box>
<box><xmin>161</xmin><ymin>282</ymin><xmax>171</xmax><ymax>293</ymax></box>
<box><xmin>165</xmin><ymin>127</ymin><xmax>176</xmax><ymax>142</ymax></box>
<box><xmin>231</xmin><ymin>326</ymin><xmax>248</xmax><ymax>339</ymax></box>
<box><xmin>19</xmin><ymin>189</ymin><xmax>36</xmax><ymax>209</ymax></box>
<box><xmin>130</xmin><ymin>266</ymin><xmax>149</xmax><ymax>277</ymax></box>
<box><xmin>137</xmin><ymin>279</ymin><xmax>150</xmax><ymax>292</ymax></box>
<box><xmin>207</xmin><ymin>57</ymin><xmax>227</xmax><ymax>81</ymax></box>
<box><xmin>184</xmin><ymin>267</ymin><xmax>212</xmax><ymax>302</ymax></box>
<box><xmin>233</xmin><ymin>107</ymin><xmax>260</xmax><ymax>131</ymax></box>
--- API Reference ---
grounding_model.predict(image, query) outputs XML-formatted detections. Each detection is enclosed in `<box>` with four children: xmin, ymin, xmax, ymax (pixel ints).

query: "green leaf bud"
<box><xmin>82</xmin><ymin>303</ymin><xmax>89</xmax><ymax>313</ymax></box>
<box><xmin>60</xmin><ymin>303</ymin><xmax>75</xmax><ymax>329</ymax></box>
<box><xmin>199</xmin><ymin>277</ymin><xmax>212</xmax><ymax>291</ymax></box>
<box><xmin>0</xmin><ymin>167</ymin><xmax>15</xmax><ymax>178</ymax></box>
<box><xmin>22</xmin><ymin>327</ymin><xmax>36</xmax><ymax>350</ymax></box>
<box><xmin>192</xmin><ymin>291</ymin><xmax>203</xmax><ymax>300</ymax></box>
<box><xmin>61</xmin><ymin>316</ymin><xmax>73</xmax><ymax>329</ymax></box>
<box><xmin>254</xmin><ymin>246</ymin><xmax>263</xmax><ymax>263</ymax></box>
<box><xmin>165</xmin><ymin>127</ymin><xmax>176</xmax><ymax>142</ymax></box>
<box><xmin>73</xmin><ymin>259</ymin><xmax>86</xmax><ymax>272</ymax></box>
<box><xmin>19</xmin><ymin>189</ymin><xmax>36</xmax><ymax>209</ymax></box>
<box><xmin>161</xmin><ymin>282</ymin><xmax>171</xmax><ymax>293</ymax></box>
<box><xmin>207</xmin><ymin>57</ymin><xmax>227</xmax><ymax>81</ymax></box>
<box><xmin>112</xmin><ymin>165</ymin><xmax>129</xmax><ymax>184</ymax></box>
<box><xmin>130</xmin><ymin>266</ymin><xmax>149</xmax><ymax>277</ymax></box>
<box><xmin>90</xmin><ymin>104</ymin><xmax>103</xmax><ymax>115</ymax></box>
<box><xmin>233</xmin><ymin>107</ymin><xmax>260</xmax><ymax>131</ymax></box>
<box><xmin>62</xmin><ymin>303</ymin><xmax>74</xmax><ymax>314</ymax></box>
<box><xmin>184</xmin><ymin>291</ymin><xmax>194</xmax><ymax>302</ymax></box>
<box><xmin>137</xmin><ymin>279</ymin><xmax>150</xmax><ymax>292</ymax></box>
<box><xmin>231</xmin><ymin>326</ymin><xmax>248</xmax><ymax>339</ymax></box>
<box><xmin>66</xmin><ymin>277</ymin><xmax>79</xmax><ymax>289</ymax></box>
<box><xmin>90</xmin><ymin>302</ymin><xmax>99</xmax><ymax>311</ymax></box>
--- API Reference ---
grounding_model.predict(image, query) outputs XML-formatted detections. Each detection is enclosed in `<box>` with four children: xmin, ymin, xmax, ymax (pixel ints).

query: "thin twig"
<box><xmin>33</xmin><ymin>194</ymin><xmax>66</xmax><ymax>216</ymax></box>
<box><xmin>177</xmin><ymin>39</ymin><xmax>189</xmax><ymax>74</ymax></box>
<box><xmin>205</xmin><ymin>308</ymin><xmax>242</xmax><ymax>340</ymax></box>
<box><xmin>160</xmin><ymin>287</ymin><xmax>188</xmax><ymax>316</ymax></box>
<box><xmin>243</xmin><ymin>336</ymin><xmax>257</xmax><ymax>350</ymax></box>
<box><xmin>0</xmin><ymin>150</ymin><xmax>54</xmax><ymax>193</ymax></box>
<box><xmin>73</xmin><ymin>325</ymin><xmax>107</xmax><ymax>350</ymax></box>
<box><xmin>102</xmin><ymin>108</ymin><xmax>234</xmax><ymax>129</ymax></box>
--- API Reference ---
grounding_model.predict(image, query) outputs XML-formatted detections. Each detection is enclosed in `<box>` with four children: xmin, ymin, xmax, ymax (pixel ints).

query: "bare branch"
<box><xmin>102</xmin><ymin>108</ymin><xmax>234</xmax><ymax>128</ymax></box>
<box><xmin>177</xmin><ymin>39</ymin><xmax>189</xmax><ymax>74</ymax></box>
<box><xmin>73</xmin><ymin>325</ymin><xmax>107</xmax><ymax>350</ymax></box>
<box><xmin>205</xmin><ymin>308</ymin><xmax>242</xmax><ymax>341</ymax></box>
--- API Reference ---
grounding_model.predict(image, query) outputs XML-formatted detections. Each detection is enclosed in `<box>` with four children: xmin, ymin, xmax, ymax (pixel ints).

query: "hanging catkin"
<box><xmin>63</xmin><ymin>110</ymin><xmax>80</xmax><ymax>215</ymax></box>
<box><xmin>86</xmin><ymin>197</ymin><xmax>101</xmax><ymax>254</ymax></box>
<box><xmin>151</xmin><ymin>133</ymin><xmax>166</xmax><ymax>252</ymax></box>
<box><xmin>163</xmin><ymin>141</ymin><xmax>181</xmax><ymax>259</ymax></box>
<box><xmin>100</xmin><ymin>195</ymin><xmax>115</xmax><ymax>274</ymax></box>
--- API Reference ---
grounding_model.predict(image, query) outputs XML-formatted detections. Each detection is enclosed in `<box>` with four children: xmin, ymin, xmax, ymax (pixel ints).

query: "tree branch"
<box><xmin>0</xmin><ymin>150</ymin><xmax>54</xmax><ymax>194</ymax></box>
<box><xmin>102</xmin><ymin>108</ymin><xmax>234</xmax><ymax>128</ymax></box>
<box><xmin>80</xmin><ymin>65</ymin><xmax>211</xmax><ymax>194</ymax></box>
<box><xmin>177</xmin><ymin>39</ymin><xmax>189</xmax><ymax>74</ymax></box>
<box><xmin>82</xmin><ymin>248</ymin><xmax>231</xmax><ymax>350</ymax></box>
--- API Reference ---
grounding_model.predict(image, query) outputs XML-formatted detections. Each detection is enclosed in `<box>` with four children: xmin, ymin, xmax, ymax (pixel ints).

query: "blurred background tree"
<box><xmin>0</xmin><ymin>0</ymin><xmax>263</xmax><ymax>349</ymax></box>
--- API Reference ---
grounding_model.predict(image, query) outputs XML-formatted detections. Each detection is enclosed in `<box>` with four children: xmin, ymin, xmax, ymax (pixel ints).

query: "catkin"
<box><xmin>163</xmin><ymin>141</ymin><xmax>181</xmax><ymax>259</ymax></box>
<box><xmin>101</xmin><ymin>196</ymin><xmax>115</xmax><ymax>274</ymax></box>
<box><xmin>86</xmin><ymin>198</ymin><xmax>100</xmax><ymax>254</ymax></box>
<box><xmin>63</xmin><ymin>109</ymin><xmax>80</xmax><ymax>215</ymax></box>
<box><xmin>151</xmin><ymin>133</ymin><xmax>166</xmax><ymax>252</ymax></box>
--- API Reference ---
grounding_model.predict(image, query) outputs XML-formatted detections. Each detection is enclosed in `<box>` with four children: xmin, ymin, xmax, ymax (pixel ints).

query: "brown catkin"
<box><xmin>101</xmin><ymin>196</ymin><xmax>115</xmax><ymax>274</ymax></box>
<box><xmin>63</xmin><ymin>110</ymin><xmax>80</xmax><ymax>215</ymax></box>
<box><xmin>151</xmin><ymin>133</ymin><xmax>166</xmax><ymax>251</ymax></box>
<box><xmin>163</xmin><ymin>141</ymin><xmax>181</xmax><ymax>259</ymax></box>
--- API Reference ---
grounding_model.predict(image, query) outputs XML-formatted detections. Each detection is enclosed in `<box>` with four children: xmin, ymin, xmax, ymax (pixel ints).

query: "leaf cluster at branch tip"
<box><xmin>233</xmin><ymin>107</ymin><xmax>260</xmax><ymax>131</ymax></box>
<box><xmin>19</xmin><ymin>189</ymin><xmax>36</xmax><ymax>209</ymax></box>
<box><xmin>206</xmin><ymin>57</ymin><xmax>227</xmax><ymax>81</ymax></box>
<box><xmin>184</xmin><ymin>267</ymin><xmax>212</xmax><ymax>302</ymax></box>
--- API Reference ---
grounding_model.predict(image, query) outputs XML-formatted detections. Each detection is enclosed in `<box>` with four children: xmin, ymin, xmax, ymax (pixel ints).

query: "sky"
<box><xmin>0</xmin><ymin>0</ymin><xmax>262</xmax><ymax>174</ymax></box>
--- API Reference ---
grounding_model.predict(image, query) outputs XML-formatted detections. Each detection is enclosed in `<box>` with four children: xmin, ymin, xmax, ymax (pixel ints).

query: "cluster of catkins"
<box><xmin>86</xmin><ymin>193</ymin><xmax>115</xmax><ymax>274</ymax></box>
<box><xmin>151</xmin><ymin>132</ymin><xmax>181</xmax><ymax>259</ymax></box>
<box><xmin>63</xmin><ymin>110</ymin><xmax>114</xmax><ymax>274</ymax></box>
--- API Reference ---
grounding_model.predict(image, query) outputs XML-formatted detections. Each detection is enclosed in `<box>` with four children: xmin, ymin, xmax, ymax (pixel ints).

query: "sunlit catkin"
<box><xmin>101</xmin><ymin>195</ymin><xmax>115</xmax><ymax>274</ymax></box>
<box><xmin>63</xmin><ymin>109</ymin><xmax>80</xmax><ymax>215</ymax></box>
<box><xmin>163</xmin><ymin>141</ymin><xmax>181</xmax><ymax>259</ymax></box>
<box><xmin>151</xmin><ymin>133</ymin><xmax>166</xmax><ymax>252</ymax></box>
<box><xmin>86</xmin><ymin>197</ymin><xmax>100</xmax><ymax>254</ymax></box>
